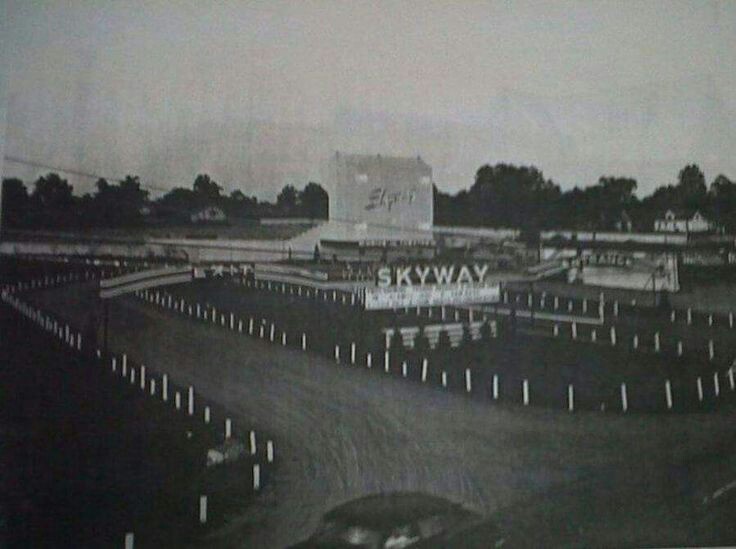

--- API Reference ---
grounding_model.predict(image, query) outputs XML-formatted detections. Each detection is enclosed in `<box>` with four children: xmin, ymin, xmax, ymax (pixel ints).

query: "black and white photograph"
<box><xmin>1</xmin><ymin>1</ymin><xmax>736</xmax><ymax>547</ymax></box>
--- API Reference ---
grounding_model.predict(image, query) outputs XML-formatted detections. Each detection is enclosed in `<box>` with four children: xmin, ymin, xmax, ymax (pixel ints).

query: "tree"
<box><xmin>91</xmin><ymin>175</ymin><xmax>148</xmax><ymax>226</ymax></box>
<box><xmin>277</xmin><ymin>184</ymin><xmax>299</xmax><ymax>214</ymax></box>
<box><xmin>1</xmin><ymin>178</ymin><xmax>29</xmax><ymax>230</ymax></box>
<box><xmin>710</xmin><ymin>174</ymin><xmax>736</xmax><ymax>231</ymax></box>
<box><xmin>118</xmin><ymin>175</ymin><xmax>149</xmax><ymax>224</ymax></box>
<box><xmin>30</xmin><ymin>173</ymin><xmax>75</xmax><ymax>228</ymax></box>
<box><xmin>434</xmin><ymin>163</ymin><xmax>561</xmax><ymax>231</ymax></box>
<box><xmin>230</xmin><ymin>189</ymin><xmax>247</xmax><ymax>202</ymax></box>
<box><xmin>157</xmin><ymin>187</ymin><xmax>197</xmax><ymax>222</ymax></box>
<box><xmin>300</xmin><ymin>182</ymin><xmax>329</xmax><ymax>219</ymax></box>
<box><xmin>676</xmin><ymin>164</ymin><xmax>708</xmax><ymax>215</ymax></box>
<box><xmin>193</xmin><ymin>174</ymin><xmax>222</xmax><ymax>200</ymax></box>
<box><xmin>678</xmin><ymin>164</ymin><xmax>707</xmax><ymax>197</ymax></box>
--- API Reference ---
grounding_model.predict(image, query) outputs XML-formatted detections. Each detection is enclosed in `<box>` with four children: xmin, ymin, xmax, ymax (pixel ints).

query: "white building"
<box><xmin>654</xmin><ymin>210</ymin><xmax>713</xmax><ymax>233</ymax></box>
<box><xmin>191</xmin><ymin>206</ymin><xmax>227</xmax><ymax>224</ymax></box>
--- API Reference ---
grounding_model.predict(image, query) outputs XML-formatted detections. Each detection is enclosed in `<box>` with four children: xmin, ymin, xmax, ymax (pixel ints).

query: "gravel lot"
<box><xmin>28</xmin><ymin>282</ymin><xmax>736</xmax><ymax>547</ymax></box>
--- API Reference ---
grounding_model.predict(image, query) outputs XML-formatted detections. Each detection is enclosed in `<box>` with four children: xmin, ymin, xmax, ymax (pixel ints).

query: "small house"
<box><xmin>191</xmin><ymin>206</ymin><xmax>227</xmax><ymax>224</ymax></box>
<box><xmin>654</xmin><ymin>209</ymin><xmax>713</xmax><ymax>233</ymax></box>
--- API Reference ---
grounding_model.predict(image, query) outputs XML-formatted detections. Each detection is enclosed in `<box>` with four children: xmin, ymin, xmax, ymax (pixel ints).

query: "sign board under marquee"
<box><xmin>364</xmin><ymin>283</ymin><xmax>500</xmax><ymax>310</ymax></box>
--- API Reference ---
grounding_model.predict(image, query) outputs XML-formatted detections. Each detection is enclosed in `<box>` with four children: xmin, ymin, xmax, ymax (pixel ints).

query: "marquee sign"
<box><xmin>376</xmin><ymin>263</ymin><xmax>491</xmax><ymax>287</ymax></box>
<box><xmin>365</xmin><ymin>283</ymin><xmax>500</xmax><ymax>310</ymax></box>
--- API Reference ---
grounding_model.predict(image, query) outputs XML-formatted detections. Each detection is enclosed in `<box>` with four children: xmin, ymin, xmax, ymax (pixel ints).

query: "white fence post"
<box><xmin>384</xmin><ymin>350</ymin><xmax>390</xmax><ymax>373</ymax></box>
<box><xmin>124</xmin><ymin>532</ymin><xmax>134</xmax><ymax>549</ymax></box>
<box><xmin>522</xmin><ymin>379</ymin><xmax>529</xmax><ymax>406</ymax></box>
<box><xmin>225</xmin><ymin>418</ymin><xmax>232</xmax><ymax>439</ymax></box>
<box><xmin>302</xmin><ymin>333</ymin><xmax>307</xmax><ymax>350</ymax></box>
<box><xmin>465</xmin><ymin>368</ymin><xmax>472</xmax><ymax>393</ymax></box>
<box><xmin>199</xmin><ymin>495</ymin><xmax>207</xmax><ymax>525</ymax></box>
<box><xmin>568</xmin><ymin>384</ymin><xmax>574</xmax><ymax>412</ymax></box>
<box><xmin>610</xmin><ymin>326</ymin><xmax>617</xmax><ymax>346</ymax></box>
<box><xmin>267</xmin><ymin>440</ymin><xmax>274</xmax><ymax>463</ymax></box>
<box><xmin>654</xmin><ymin>332</ymin><xmax>660</xmax><ymax>353</ymax></box>
<box><xmin>714</xmin><ymin>372</ymin><xmax>720</xmax><ymax>397</ymax></box>
<box><xmin>334</xmin><ymin>345</ymin><xmax>340</xmax><ymax>363</ymax></box>
<box><xmin>492</xmin><ymin>374</ymin><xmax>499</xmax><ymax>400</ymax></box>
<box><xmin>249</xmin><ymin>430</ymin><xmax>256</xmax><ymax>455</ymax></box>
<box><xmin>162</xmin><ymin>374</ymin><xmax>169</xmax><ymax>402</ymax></box>
<box><xmin>351</xmin><ymin>342</ymin><xmax>356</xmax><ymax>364</ymax></box>
<box><xmin>253</xmin><ymin>464</ymin><xmax>261</xmax><ymax>491</ymax></box>
<box><xmin>366</xmin><ymin>352</ymin><xmax>372</xmax><ymax>368</ymax></box>
<box><xmin>665</xmin><ymin>380</ymin><xmax>673</xmax><ymax>410</ymax></box>
<box><xmin>697</xmin><ymin>377</ymin><xmax>703</xmax><ymax>402</ymax></box>
<box><xmin>620</xmin><ymin>382</ymin><xmax>628</xmax><ymax>412</ymax></box>
<box><xmin>188</xmin><ymin>386</ymin><xmax>194</xmax><ymax>416</ymax></box>
<box><xmin>402</xmin><ymin>361</ymin><xmax>407</xmax><ymax>378</ymax></box>
<box><xmin>421</xmin><ymin>358</ymin><xmax>427</xmax><ymax>382</ymax></box>
<box><xmin>204</xmin><ymin>406</ymin><xmax>210</xmax><ymax>424</ymax></box>
<box><xmin>441</xmin><ymin>371</ymin><xmax>447</xmax><ymax>388</ymax></box>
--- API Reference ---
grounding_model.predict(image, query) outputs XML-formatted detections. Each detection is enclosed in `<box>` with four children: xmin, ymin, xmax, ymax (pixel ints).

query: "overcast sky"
<box><xmin>3</xmin><ymin>0</ymin><xmax>735</xmax><ymax>198</ymax></box>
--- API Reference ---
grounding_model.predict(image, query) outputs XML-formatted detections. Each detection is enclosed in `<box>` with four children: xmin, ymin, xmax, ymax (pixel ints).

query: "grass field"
<box><xmin>20</xmin><ymin>275</ymin><xmax>736</xmax><ymax>547</ymax></box>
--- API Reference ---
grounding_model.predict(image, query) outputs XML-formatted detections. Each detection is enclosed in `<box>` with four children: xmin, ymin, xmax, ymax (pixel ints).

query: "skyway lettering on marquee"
<box><xmin>376</xmin><ymin>264</ymin><xmax>490</xmax><ymax>287</ymax></box>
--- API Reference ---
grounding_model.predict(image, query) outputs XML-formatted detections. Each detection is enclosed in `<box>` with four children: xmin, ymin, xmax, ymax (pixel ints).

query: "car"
<box><xmin>291</xmin><ymin>492</ymin><xmax>505</xmax><ymax>548</ymax></box>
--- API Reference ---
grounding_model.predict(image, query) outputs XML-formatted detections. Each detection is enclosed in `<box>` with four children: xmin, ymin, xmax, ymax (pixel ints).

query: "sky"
<box><xmin>2</xmin><ymin>0</ymin><xmax>735</xmax><ymax>199</ymax></box>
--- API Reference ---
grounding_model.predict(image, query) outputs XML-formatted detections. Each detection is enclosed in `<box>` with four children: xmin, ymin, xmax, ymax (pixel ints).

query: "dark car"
<box><xmin>291</xmin><ymin>492</ymin><xmax>505</xmax><ymax>548</ymax></box>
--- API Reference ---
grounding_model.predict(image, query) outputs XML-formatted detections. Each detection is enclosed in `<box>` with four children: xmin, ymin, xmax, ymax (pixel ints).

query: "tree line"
<box><xmin>0</xmin><ymin>173</ymin><xmax>329</xmax><ymax>230</ymax></box>
<box><xmin>434</xmin><ymin>163</ymin><xmax>736</xmax><ymax>236</ymax></box>
<box><xmin>2</xmin><ymin>162</ymin><xmax>734</xmax><ymax>234</ymax></box>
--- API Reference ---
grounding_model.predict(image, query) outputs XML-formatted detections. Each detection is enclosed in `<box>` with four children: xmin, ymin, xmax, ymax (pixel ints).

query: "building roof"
<box><xmin>659</xmin><ymin>208</ymin><xmax>707</xmax><ymax>220</ymax></box>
